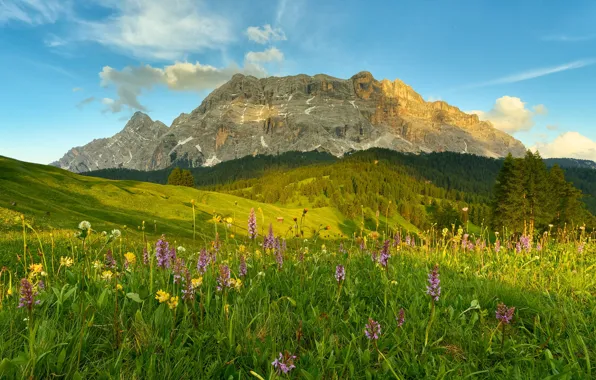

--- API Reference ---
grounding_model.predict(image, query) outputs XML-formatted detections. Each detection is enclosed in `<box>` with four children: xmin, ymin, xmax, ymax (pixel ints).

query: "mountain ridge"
<box><xmin>52</xmin><ymin>71</ymin><xmax>527</xmax><ymax>173</ymax></box>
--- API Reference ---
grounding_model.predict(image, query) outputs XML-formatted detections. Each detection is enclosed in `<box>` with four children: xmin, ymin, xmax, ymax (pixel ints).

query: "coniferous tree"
<box><xmin>167</xmin><ymin>167</ymin><xmax>183</xmax><ymax>186</ymax></box>
<box><xmin>492</xmin><ymin>154</ymin><xmax>528</xmax><ymax>234</ymax></box>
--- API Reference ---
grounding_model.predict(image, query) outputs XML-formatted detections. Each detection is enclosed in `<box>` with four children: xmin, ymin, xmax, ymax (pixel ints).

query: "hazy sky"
<box><xmin>1</xmin><ymin>0</ymin><xmax>596</xmax><ymax>164</ymax></box>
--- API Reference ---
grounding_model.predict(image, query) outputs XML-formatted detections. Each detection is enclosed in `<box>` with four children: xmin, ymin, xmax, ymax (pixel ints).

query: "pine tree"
<box><xmin>522</xmin><ymin>151</ymin><xmax>552</xmax><ymax>235</ymax></box>
<box><xmin>181</xmin><ymin>170</ymin><xmax>195</xmax><ymax>187</ymax></box>
<box><xmin>167</xmin><ymin>167</ymin><xmax>183</xmax><ymax>186</ymax></box>
<box><xmin>492</xmin><ymin>154</ymin><xmax>528</xmax><ymax>234</ymax></box>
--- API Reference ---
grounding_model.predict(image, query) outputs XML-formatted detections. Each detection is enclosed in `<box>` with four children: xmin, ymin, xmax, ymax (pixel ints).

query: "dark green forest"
<box><xmin>84</xmin><ymin>149</ymin><xmax>596</xmax><ymax>233</ymax></box>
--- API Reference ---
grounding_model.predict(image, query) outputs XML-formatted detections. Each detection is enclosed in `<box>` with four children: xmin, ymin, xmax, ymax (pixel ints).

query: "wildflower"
<box><xmin>142</xmin><ymin>246</ymin><xmax>149</xmax><ymax>265</ymax></box>
<box><xmin>264</xmin><ymin>223</ymin><xmax>275</xmax><ymax>250</ymax></box>
<box><xmin>515</xmin><ymin>242</ymin><xmax>522</xmax><ymax>254</ymax></box>
<box><xmin>177</xmin><ymin>246</ymin><xmax>186</xmax><ymax>254</ymax></box>
<box><xmin>339</xmin><ymin>242</ymin><xmax>347</xmax><ymax>254</ymax></box>
<box><xmin>60</xmin><ymin>256</ymin><xmax>74</xmax><ymax>268</ymax></box>
<box><xmin>37</xmin><ymin>280</ymin><xmax>45</xmax><ymax>290</ymax></box>
<box><xmin>239</xmin><ymin>255</ymin><xmax>247</xmax><ymax>277</ymax></box>
<box><xmin>520</xmin><ymin>235</ymin><xmax>532</xmax><ymax>251</ymax></box>
<box><xmin>495</xmin><ymin>239</ymin><xmax>501</xmax><ymax>253</ymax></box>
<box><xmin>379</xmin><ymin>240</ymin><xmax>391</xmax><ymax>268</ymax></box>
<box><xmin>111</xmin><ymin>229</ymin><xmax>121</xmax><ymax>239</ymax></box>
<box><xmin>216</xmin><ymin>265</ymin><xmax>231</xmax><ymax>291</ymax></box>
<box><xmin>426</xmin><ymin>264</ymin><xmax>441</xmax><ymax>302</ymax></box>
<box><xmin>124</xmin><ymin>252</ymin><xmax>136</xmax><ymax>266</ymax></box>
<box><xmin>396</xmin><ymin>308</ymin><xmax>406</xmax><ymax>328</ymax></box>
<box><xmin>370</xmin><ymin>231</ymin><xmax>380</xmax><ymax>240</ymax></box>
<box><xmin>393</xmin><ymin>232</ymin><xmax>401</xmax><ymax>247</ymax></box>
<box><xmin>29</xmin><ymin>263</ymin><xmax>43</xmax><ymax>274</ymax></box>
<box><xmin>405</xmin><ymin>235</ymin><xmax>411</xmax><ymax>246</ymax></box>
<box><xmin>238</xmin><ymin>245</ymin><xmax>246</xmax><ymax>253</ymax></box>
<box><xmin>578</xmin><ymin>242</ymin><xmax>585</xmax><ymax>254</ymax></box>
<box><xmin>248</xmin><ymin>208</ymin><xmax>258</xmax><ymax>239</ymax></box>
<box><xmin>191</xmin><ymin>278</ymin><xmax>203</xmax><ymax>289</ymax></box>
<box><xmin>231</xmin><ymin>278</ymin><xmax>243</xmax><ymax>291</ymax></box>
<box><xmin>115</xmin><ymin>284</ymin><xmax>123</xmax><ymax>292</ymax></box>
<box><xmin>18</xmin><ymin>278</ymin><xmax>39</xmax><ymax>311</ymax></box>
<box><xmin>272</xmin><ymin>352</ymin><xmax>297</xmax><ymax>375</ymax></box>
<box><xmin>92</xmin><ymin>260</ymin><xmax>102</xmax><ymax>270</ymax></box>
<box><xmin>182</xmin><ymin>270</ymin><xmax>195</xmax><ymax>301</ymax></box>
<box><xmin>197</xmin><ymin>249</ymin><xmax>210</xmax><ymax>275</ymax></box>
<box><xmin>536</xmin><ymin>243</ymin><xmax>542</xmax><ymax>252</ymax></box>
<box><xmin>495</xmin><ymin>303</ymin><xmax>515</xmax><ymax>324</ymax></box>
<box><xmin>275</xmin><ymin>241</ymin><xmax>284</xmax><ymax>270</ymax></box>
<box><xmin>335</xmin><ymin>265</ymin><xmax>345</xmax><ymax>283</ymax></box>
<box><xmin>155</xmin><ymin>236</ymin><xmax>170</xmax><ymax>269</ymax></box>
<box><xmin>172</xmin><ymin>258</ymin><xmax>186</xmax><ymax>284</ymax></box>
<box><xmin>105</xmin><ymin>249</ymin><xmax>117</xmax><ymax>269</ymax></box>
<box><xmin>155</xmin><ymin>290</ymin><xmax>170</xmax><ymax>303</ymax></box>
<box><xmin>212</xmin><ymin>233</ymin><xmax>221</xmax><ymax>254</ymax></box>
<box><xmin>167</xmin><ymin>296</ymin><xmax>179</xmax><ymax>309</ymax></box>
<box><xmin>257</xmin><ymin>271</ymin><xmax>265</xmax><ymax>278</ymax></box>
<box><xmin>364</xmin><ymin>318</ymin><xmax>381</xmax><ymax>341</ymax></box>
<box><xmin>101</xmin><ymin>271</ymin><xmax>113</xmax><ymax>281</ymax></box>
<box><xmin>79</xmin><ymin>221</ymin><xmax>91</xmax><ymax>230</ymax></box>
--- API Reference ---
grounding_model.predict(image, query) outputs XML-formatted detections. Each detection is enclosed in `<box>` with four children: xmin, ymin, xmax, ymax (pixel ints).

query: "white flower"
<box><xmin>101</xmin><ymin>231</ymin><xmax>107</xmax><ymax>236</ymax></box>
<box><xmin>41</xmin><ymin>271</ymin><xmax>47</xmax><ymax>277</ymax></box>
<box><xmin>79</xmin><ymin>221</ymin><xmax>91</xmax><ymax>230</ymax></box>
<box><xmin>177</xmin><ymin>246</ymin><xmax>186</xmax><ymax>253</ymax></box>
<box><xmin>111</xmin><ymin>229</ymin><xmax>121</xmax><ymax>239</ymax></box>
<box><xmin>257</xmin><ymin>271</ymin><xmax>265</xmax><ymax>277</ymax></box>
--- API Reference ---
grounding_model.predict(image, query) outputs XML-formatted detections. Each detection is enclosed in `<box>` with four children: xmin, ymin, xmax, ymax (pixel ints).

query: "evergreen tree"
<box><xmin>167</xmin><ymin>167</ymin><xmax>183</xmax><ymax>186</ymax></box>
<box><xmin>492</xmin><ymin>154</ymin><xmax>528</xmax><ymax>233</ymax></box>
<box><xmin>181</xmin><ymin>170</ymin><xmax>195</xmax><ymax>187</ymax></box>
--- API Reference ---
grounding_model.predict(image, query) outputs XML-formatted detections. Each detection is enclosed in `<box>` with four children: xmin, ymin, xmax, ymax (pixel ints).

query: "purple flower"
<box><xmin>212</xmin><ymin>233</ymin><xmax>221</xmax><ymax>254</ymax></box>
<box><xmin>18</xmin><ymin>278</ymin><xmax>39</xmax><ymax>311</ymax></box>
<box><xmin>536</xmin><ymin>243</ymin><xmax>542</xmax><ymax>252</ymax></box>
<box><xmin>393</xmin><ymin>232</ymin><xmax>401</xmax><ymax>247</ymax></box>
<box><xmin>379</xmin><ymin>240</ymin><xmax>391</xmax><ymax>268</ymax></box>
<box><xmin>364</xmin><ymin>318</ymin><xmax>381</xmax><ymax>341</ymax></box>
<box><xmin>515</xmin><ymin>241</ymin><xmax>522</xmax><ymax>254</ymax></box>
<box><xmin>105</xmin><ymin>249</ymin><xmax>117</xmax><ymax>270</ymax></box>
<box><xmin>216</xmin><ymin>265</ymin><xmax>231</xmax><ymax>291</ymax></box>
<box><xmin>339</xmin><ymin>242</ymin><xmax>347</xmax><ymax>254</ymax></box>
<box><xmin>181</xmin><ymin>269</ymin><xmax>195</xmax><ymax>301</ymax></box>
<box><xmin>462</xmin><ymin>234</ymin><xmax>469</xmax><ymax>250</ymax></box>
<box><xmin>495</xmin><ymin>303</ymin><xmax>515</xmax><ymax>324</ymax></box>
<box><xmin>405</xmin><ymin>235</ymin><xmax>411</xmax><ymax>246</ymax></box>
<box><xmin>155</xmin><ymin>236</ymin><xmax>170</xmax><ymax>269</ymax></box>
<box><xmin>275</xmin><ymin>239</ymin><xmax>284</xmax><ymax>270</ymax></box>
<box><xmin>426</xmin><ymin>264</ymin><xmax>441</xmax><ymax>302</ymax></box>
<box><xmin>335</xmin><ymin>265</ymin><xmax>345</xmax><ymax>283</ymax></box>
<box><xmin>263</xmin><ymin>223</ymin><xmax>275</xmax><ymax>250</ymax></box>
<box><xmin>520</xmin><ymin>235</ymin><xmax>532</xmax><ymax>252</ymax></box>
<box><xmin>396</xmin><ymin>308</ymin><xmax>405</xmax><ymax>328</ymax></box>
<box><xmin>578</xmin><ymin>242</ymin><xmax>586</xmax><ymax>254</ymax></box>
<box><xmin>197</xmin><ymin>249</ymin><xmax>210</xmax><ymax>275</ymax></box>
<box><xmin>272</xmin><ymin>352</ymin><xmax>297</xmax><ymax>375</ymax></box>
<box><xmin>239</xmin><ymin>255</ymin><xmax>247</xmax><ymax>277</ymax></box>
<box><xmin>38</xmin><ymin>280</ymin><xmax>45</xmax><ymax>290</ymax></box>
<box><xmin>495</xmin><ymin>239</ymin><xmax>501</xmax><ymax>253</ymax></box>
<box><xmin>142</xmin><ymin>246</ymin><xmax>149</xmax><ymax>265</ymax></box>
<box><xmin>248</xmin><ymin>208</ymin><xmax>257</xmax><ymax>240</ymax></box>
<box><xmin>172</xmin><ymin>258</ymin><xmax>186</xmax><ymax>284</ymax></box>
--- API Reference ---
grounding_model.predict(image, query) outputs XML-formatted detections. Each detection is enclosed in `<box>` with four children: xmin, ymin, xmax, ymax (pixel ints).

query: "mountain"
<box><xmin>52</xmin><ymin>71</ymin><xmax>527</xmax><ymax>173</ymax></box>
<box><xmin>544</xmin><ymin>158</ymin><xmax>596</xmax><ymax>170</ymax></box>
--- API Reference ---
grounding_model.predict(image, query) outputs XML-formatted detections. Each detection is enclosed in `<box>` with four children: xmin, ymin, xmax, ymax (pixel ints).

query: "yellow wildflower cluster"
<box><xmin>229</xmin><ymin>278</ymin><xmax>243</xmax><ymax>291</ymax></box>
<box><xmin>168</xmin><ymin>296</ymin><xmax>179</xmax><ymax>310</ymax></box>
<box><xmin>60</xmin><ymin>256</ymin><xmax>74</xmax><ymax>268</ymax></box>
<box><xmin>92</xmin><ymin>260</ymin><xmax>102</xmax><ymax>269</ymax></box>
<box><xmin>238</xmin><ymin>245</ymin><xmax>246</xmax><ymax>253</ymax></box>
<box><xmin>29</xmin><ymin>263</ymin><xmax>43</xmax><ymax>274</ymax></box>
<box><xmin>101</xmin><ymin>271</ymin><xmax>113</xmax><ymax>281</ymax></box>
<box><xmin>124</xmin><ymin>252</ymin><xmax>136</xmax><ymax>265</ymax></box>
<box><xmin>191</xmin><ymin>278</ymin><xmax>203</xmax><ymax>289</ymax></box>
<box><xmin>155</xmin><ymin>290</ymin><xmax>170</xmax><ymax>303</ymax></box>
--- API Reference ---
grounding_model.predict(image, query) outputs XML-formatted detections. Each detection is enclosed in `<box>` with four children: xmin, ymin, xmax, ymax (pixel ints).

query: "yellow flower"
<box><xmin>255</xmin><ymin>249</ymin><xmax>262</xmax><ymax>259</ymax></box>
<box><xmin>29</xmin><ymin>263</ymin><xmax>43</xmax><ymax>274</ymax></box>
<box><xmin>155</xmin><ymin>290</ymin><xmax>170</xmax><ymax>303</ymax></box>
<box><xmin>233</xmin><ymin>278</ymin><xmax>242</xmax><ymax>290</ymax></box>
<box><xmin>6</xmin><ymin>288</ymin><xmax>12</xmax><ymax>296</ymax></box>
<box><xmin>224</xmin><ymin>303</ymin><xmax>230</xmax><ymax>316</ymax></box>
<box><xmin>230</xmin><ymin>234</ymin><xmax>235</xmax><ymax>239</ymax></box>
<box><xmin>390</xmin><ymin>280</ymin><xmax>398</xmax><ymax>286</ymax></box>
<box><xmin>115</xmin><ymin>284</ymin><xmax>123</xmax><ymax>292</ymax></box>
<box><xmin>60</xmin><ymin>256</ymin><xmax>74</xmax><ymax>268</ymax></box>
<box><xmin>238</xmin><ymin>245</ymin><xmax>246</xmax><ymax>253</ymax></box>
<box><xmin>92</xmin><ymin>260</ymin><xmax>102</xmax><ymax>269</ymax></box>
<box><xmin>225</xmin><ymin>217</ymin><xmax>234</xmax><ymax>224</ymax></box>
<box><xmin>101</xmin><ymin>270</ymin><xmax>113</xmax><ymax>281</ymax></box>
<box><xmin>167</xmin><ymin>296</ymin><xmax>179</xmax><ymax>309</ymax></box>
<box><xmin>191</xmin><ymin>278</ymin><xmax>203</xmax><ymax>289</ymax></box>
<box><xmin>124</xmin><ymin>252</ymin><xmax>136</xmax><ymax>265</ymax></box>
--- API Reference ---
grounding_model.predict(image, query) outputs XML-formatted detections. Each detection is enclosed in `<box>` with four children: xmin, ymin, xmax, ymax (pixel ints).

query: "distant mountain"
<box><xmin>52</xmin><ymin>71</ymin><xmax>526</xmax><ymax>173</ymax></box>
<box><xmin>544</xmin><ymin>158</ymin><xmax>596</xmax><ymax>170</ymax></box>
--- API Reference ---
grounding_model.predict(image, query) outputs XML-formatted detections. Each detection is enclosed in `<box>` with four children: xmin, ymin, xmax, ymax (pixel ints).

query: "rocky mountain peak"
<box><xmin>53</xmin><ymin>71</ymin><xmax>527</xmax><ymax>173</ymax></box>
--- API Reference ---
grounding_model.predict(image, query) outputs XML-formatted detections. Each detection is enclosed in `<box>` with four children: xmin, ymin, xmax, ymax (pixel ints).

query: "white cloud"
<box><xmin>44</xmin><ymin>33</ymin><xmax>67</xmax><ymax>47</ymax></box>
<box><xmin>546</xmin><ymin>125</ymin><xmax>558</xmax><ymax>131</ymax></box>
<box><xmin>245</xmin><ymin>47</ymin><xmax>284</xmax><ymax>63</ymax></box>
<box><xmin>76</xmin><ymin>96</ymin><xmax>95</xmax><ymax>109</ymax></box>
<box><xmin>0</xmin><ymin>0</ymin><xmax>70</xmax><ymax>25</ymax></box>
<box><xmin>77</xmin><ymin>0</ymin><xmax>234</xmax><ymax>60</ymax></box>
<box><xmin>246</xmin><ymin>24</ymin><xmax>286</xmax><ymax>44</ymax></box>
<box><xmin>72</xmin><ymin>87</ymin><xmax>82</xmax><ymax>92</ymax></box>
<box><xmin>531</xmin><ymin>132</ymin><xmax>596</xmax><ymax>160</ymax></box>
<box><xmin>99</xmin><ymin>61</ymin><xmax>267</xmax><ymax>113</ymax></box>
<box><xmin>462</xmin><ymin>59</ymin><xmax>596</xmax><ymax>89</ymax></box>
<box><xmin>469</xmin><ymin>96</ymin><xmax>546</xmax><ymax>133</ymax></box>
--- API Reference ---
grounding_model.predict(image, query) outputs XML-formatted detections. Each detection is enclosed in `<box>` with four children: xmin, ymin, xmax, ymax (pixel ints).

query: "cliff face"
<box><xmin>53</xmin><ymin>71</ymin><xmax>526</xmax><ymax>172</ymax></box>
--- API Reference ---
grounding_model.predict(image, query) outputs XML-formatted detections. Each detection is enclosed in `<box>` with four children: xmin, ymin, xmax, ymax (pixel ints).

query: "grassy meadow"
<box><xmin>0</xmin><ymin>156</ymin><xmax>595</xmax><ymax>379</ymax></box>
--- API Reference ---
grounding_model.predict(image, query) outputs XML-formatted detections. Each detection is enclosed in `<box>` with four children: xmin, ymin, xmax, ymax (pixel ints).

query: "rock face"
<box><xmin>53</xmin><ymin>71</ymin><xmax>526</xmax><ymax>172</ymax></box>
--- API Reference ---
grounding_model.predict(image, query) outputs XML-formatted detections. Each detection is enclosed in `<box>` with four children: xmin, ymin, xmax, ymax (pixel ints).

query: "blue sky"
<box><xmin>1</xmin><ymin>0</ymin><xmax>596</xmax><ymax>164</ymax></box>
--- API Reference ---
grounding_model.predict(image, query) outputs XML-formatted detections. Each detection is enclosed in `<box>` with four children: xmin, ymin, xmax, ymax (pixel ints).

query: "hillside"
<box><xmin>52</xmin><ymin>71</ymin><xmax>525</xmax><ymax>173</ymax></box>
<box><xmin>0</xmin><ymin>156</ymin><xmax>361</xmax><ymax>252</ymax></box>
